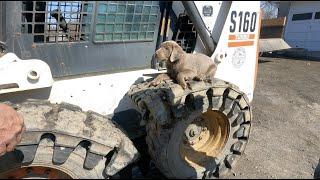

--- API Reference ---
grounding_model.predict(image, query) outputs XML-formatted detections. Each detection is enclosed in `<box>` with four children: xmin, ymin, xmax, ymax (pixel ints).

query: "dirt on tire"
<box><xmin>128</xmin><ymin>79</ymin><xmax>252</xmax><ymax>178</ymax></box>
<box><xmin>0</xmin><ymin>99</ymin><xmax>139</xmax><ymax>178</ymax></box>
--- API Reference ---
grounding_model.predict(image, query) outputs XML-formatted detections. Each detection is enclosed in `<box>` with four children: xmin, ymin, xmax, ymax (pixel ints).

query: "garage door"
<box><xmin>308</xmin><ymin>11</ymin><xmax>320</xmax><ymax>51</ymax></box>
<box><xmin>284</xmin><ymin>2</ymin><xmax>320</xmax><ymax>51</ymax></box>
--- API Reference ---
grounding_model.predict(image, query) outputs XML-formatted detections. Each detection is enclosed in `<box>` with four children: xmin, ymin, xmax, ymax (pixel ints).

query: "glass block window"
<box><xmin>94</xmin><ymin>1</ymin><xmax>159</xmax><ymax>43</ymax></box>
<box><xmin>21</xmin><ymin>1</ymin><xmax>94</xmax><ymax>43</ymax></box>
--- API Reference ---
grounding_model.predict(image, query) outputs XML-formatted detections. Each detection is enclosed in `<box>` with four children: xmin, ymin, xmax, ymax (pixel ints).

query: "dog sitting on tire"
<box><xmin>150</xmin><ymin>40</ymin><xmax>217</xmax><ymax>89</ymax></box>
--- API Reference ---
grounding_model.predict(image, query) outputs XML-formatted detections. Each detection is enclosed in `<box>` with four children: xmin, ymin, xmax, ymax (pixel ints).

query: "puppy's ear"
<box><xmin>169</xmin><ymin>43</ymin><xmax>184</xmax><ymax>62</ymax></box>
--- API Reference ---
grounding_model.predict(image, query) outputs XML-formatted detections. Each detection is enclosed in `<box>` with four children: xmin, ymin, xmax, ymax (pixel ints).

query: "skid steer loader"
<box><xmin>0</xmin><ymin>1</ymin><xmax>261</xmax><ymax>179</ymax></box>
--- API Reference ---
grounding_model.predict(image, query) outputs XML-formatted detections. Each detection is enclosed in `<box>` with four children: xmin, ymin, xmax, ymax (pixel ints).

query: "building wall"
<box><xmin>284</xmin><ymin>1</ymin><xmax>320</xmax><ymax>51</ymax></box>
<box><xmin>0</xmin><ymin>1</ymin><xmax>6</xmax><ymax>41</ymax></box>
<box><xmin>278</xmin><ymin>1</ymin><xmax>291</xmax><ymax>18</ymax></box>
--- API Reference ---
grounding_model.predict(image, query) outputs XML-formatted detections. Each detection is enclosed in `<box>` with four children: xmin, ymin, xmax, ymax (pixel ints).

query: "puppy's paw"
<box><xmin>206</xmin><ymin>79</ymin><xmax>213</xmax><ymax>84</ymax></box>
<box><xmin>187</xmin><ymin>82</ymin><xmax>193</xmax><ymax>90</ymax></box>
<box><xmin>149</xmin><ymin>79</ymin><xmax>161</xmax><ymax>87</ymax></box>
<box><xmin>194</xmin><ymin>76</ymin><xmax>203</xmax><ymax>81</ymax></box>
<box><xmin>194</xmin><ymin>74</ymin><xmax>205</xmax><ymax>81</ymax></box>
<box><xmin>179</xmin><ymin>82</ymin><xmax>187</xmax><ymax>90</ymax></box>
<box><xmin>149</xmin><ymin>81</ymin><xmax>156</xmax><ymax>87</ymax></box>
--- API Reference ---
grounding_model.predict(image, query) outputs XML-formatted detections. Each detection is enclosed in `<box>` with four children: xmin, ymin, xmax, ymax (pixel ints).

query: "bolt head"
<box><xmin>189</xmin><ymin>130</ymin><xmax>195</xmax><ymax>137</ymax></box>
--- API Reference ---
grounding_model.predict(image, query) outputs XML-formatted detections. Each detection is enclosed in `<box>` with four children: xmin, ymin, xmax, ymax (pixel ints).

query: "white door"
<box><xmin>308</xmin><ymin>11</ymin><xmax>320</xmax><ymax>51</ymax></box>
<box><xmin>284</xmin><ymin>1</ymin><xmax>320</xmax><ymax>51</ymax></box>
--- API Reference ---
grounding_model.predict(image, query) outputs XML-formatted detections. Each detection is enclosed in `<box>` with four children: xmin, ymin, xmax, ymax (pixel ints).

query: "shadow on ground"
<box><xmin>260</xmin><ymin>53</ymin><xmax>320</xmax><ymax>62</ymax></box>
<box><xmin>258</xmin><ymin>59</ymin><xmax>273</xmax><ymax>64</ymax></box>
<box><xmin>315</xmin><ymin>159</ymin><xmax>320</xmax><ymax>179</ymax></box>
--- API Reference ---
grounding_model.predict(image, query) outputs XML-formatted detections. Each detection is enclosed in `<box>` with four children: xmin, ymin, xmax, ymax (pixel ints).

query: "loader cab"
<box><xmin>0</xmin><ymin>1</ymin><xmax>197</xmax><ymax>78</ymax></box>
<box><xmin>0</xmin><ymin>2</ymin><xmax>262</xmax><ymax>178</ymax></box>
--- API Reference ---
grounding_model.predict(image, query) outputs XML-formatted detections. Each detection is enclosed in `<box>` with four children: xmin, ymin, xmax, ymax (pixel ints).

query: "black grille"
<box><xmin>172</xmin><ymin>13</ymin><xmax>197</xmax><ymax>53</ymax></box>
<box><xmin>21</xmin><ymin>1</ymin><xmax>94</xmax><ymax>43</ymax></box>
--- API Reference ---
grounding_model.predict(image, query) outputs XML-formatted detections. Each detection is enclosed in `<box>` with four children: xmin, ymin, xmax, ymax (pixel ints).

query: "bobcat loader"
<box><xmin>0</xmin><ymin>1</ymin><xmax>261</xmax><ymax>179</ymax></box>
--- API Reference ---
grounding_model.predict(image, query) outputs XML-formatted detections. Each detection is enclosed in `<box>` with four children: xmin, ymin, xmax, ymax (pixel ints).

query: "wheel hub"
<box><xmin>2</xmin><ymin>166</ymin><xmax>73</xmax><ymax>179</ymax></box>
<box><xmin>180</xmin><ymin>110</ymin><xmax>230</xmax><ymax>169</ymax></box>
<box><xmin>183</xmin><ymin>117</ymin><xmax>210</xmax><ymax>146</ymax></box>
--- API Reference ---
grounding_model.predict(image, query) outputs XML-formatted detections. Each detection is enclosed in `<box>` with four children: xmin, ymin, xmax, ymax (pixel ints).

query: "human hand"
<box><xmin>0</xmin><ymin>104</ymin><xmax>25</xmax><ymax>156</ymax></box>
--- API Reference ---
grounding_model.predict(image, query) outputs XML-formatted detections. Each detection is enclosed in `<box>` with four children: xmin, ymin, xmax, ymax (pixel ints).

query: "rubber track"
<box><xmin>127</xmin><ymin>78</ymin><xmax>252</xmax><ymax>178</ymax></box>
<box><xmin>0</xmin><ymin>99</ymin><xmax>139</xmax><ymax>177</ymax></box>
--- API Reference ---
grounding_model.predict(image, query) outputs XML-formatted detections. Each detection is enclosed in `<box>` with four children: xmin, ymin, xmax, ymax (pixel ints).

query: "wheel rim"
<box><xmin>179</xmin><ymin>109</ymin><xmax>230</xmax><ymax>169</ymax></box>
<box><xmin>2</xmin><ymin>166</ymin><xmax>73</xmax><ymax>179</ymax></box>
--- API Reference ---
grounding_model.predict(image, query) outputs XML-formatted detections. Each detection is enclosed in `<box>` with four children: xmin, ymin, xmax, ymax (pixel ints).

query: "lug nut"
<box><xmin>189</xmin><ymin>130</ymin><xmax>195</xmax><ymax>137</ymax></box>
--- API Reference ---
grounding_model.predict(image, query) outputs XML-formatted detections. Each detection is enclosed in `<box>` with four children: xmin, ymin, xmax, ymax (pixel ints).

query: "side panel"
<box><xmin>5</xmin><ymin>1</ymin><xmax>161</xmax><ymax>78</ymax></box>
<box><xmin>194</xmin><ymin>1</ymin><xmax>261</xmax><ymax>102</ymax></box>
<box><xmin>48</xmin><ymin>69</ymin><xmax>162</xmax><ymax>115</ymax></box>
<box><xmin>0</xmin><ymin>64</ymin><xmax>162</xmax><ymax>117</ymax></box>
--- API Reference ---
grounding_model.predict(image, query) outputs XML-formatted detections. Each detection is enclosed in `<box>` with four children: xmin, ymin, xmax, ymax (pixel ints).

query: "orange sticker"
<box><xmin>228</xmin><ymin>41</ymin><xmax>254</xmax><ymax>47</ymax></box>
<box><xmin>228</xmin><ymin>34</ymin><xmax>255</xmax><ymax>41</ymax></box>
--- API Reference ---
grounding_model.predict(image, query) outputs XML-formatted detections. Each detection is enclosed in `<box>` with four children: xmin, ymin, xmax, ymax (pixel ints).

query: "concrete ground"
<box><xmin>225</xmin><ymin>56</ymin><xmax>320</xmax><ymax>179</ymax></box>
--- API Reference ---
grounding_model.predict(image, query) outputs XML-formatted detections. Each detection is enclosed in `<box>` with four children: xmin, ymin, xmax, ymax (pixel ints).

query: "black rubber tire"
<box><xmin>128</xmin><ymin>79</ymin><xmax>252</xmax><ymax>179</ymax></box>
<box><xmin>0</xmin><ymin>99</ymin><xmax>139</xmax><ymax>179</ymax></box>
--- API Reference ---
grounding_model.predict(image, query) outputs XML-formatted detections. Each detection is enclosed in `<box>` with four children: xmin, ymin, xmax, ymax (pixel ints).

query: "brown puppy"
<box><xmin>150</xmin><ymin>40</ymin><xmax>217</xmax><ymax>89</ymax></box>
